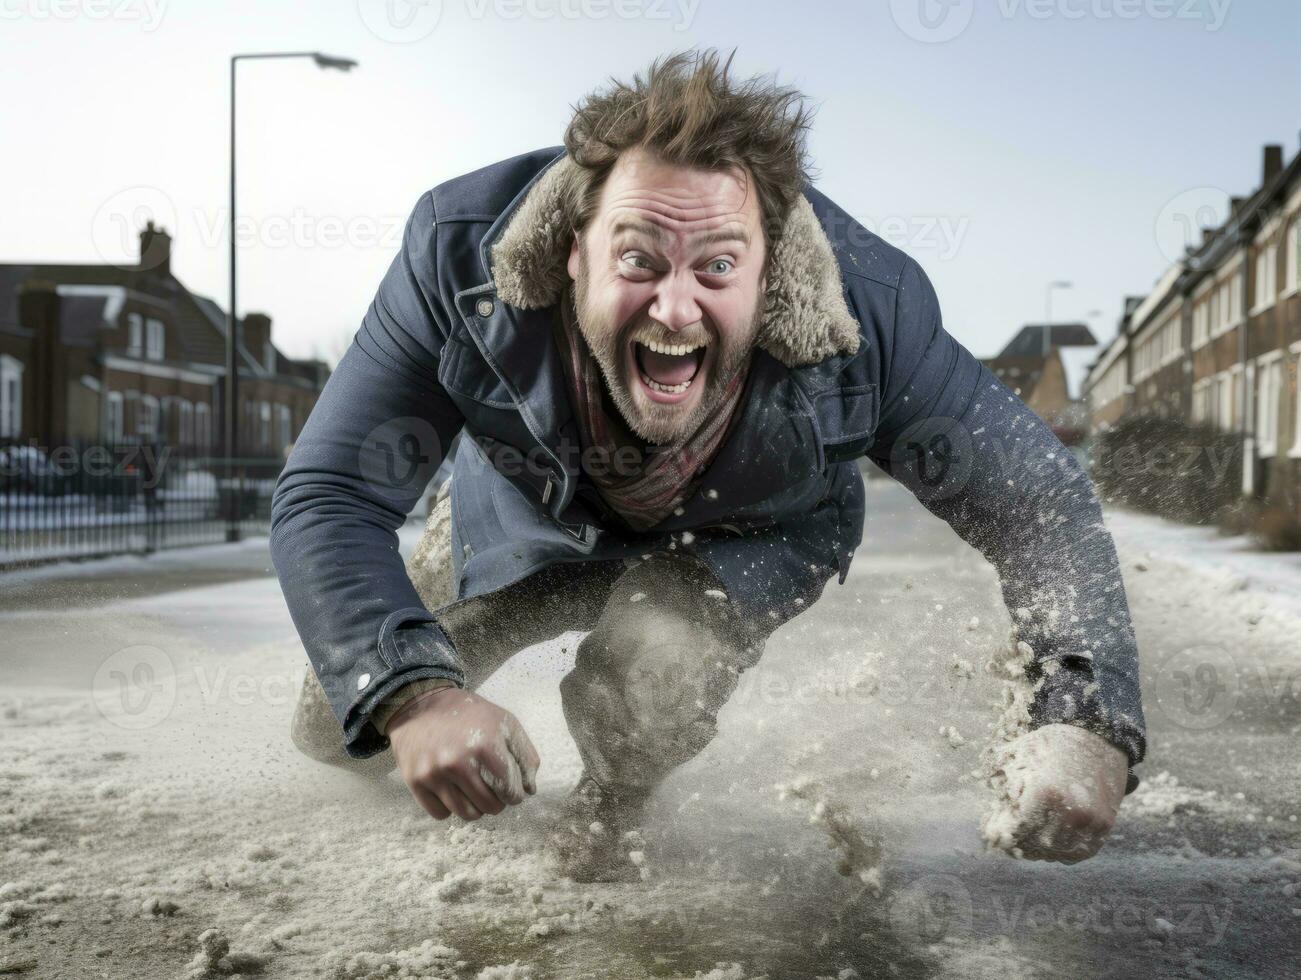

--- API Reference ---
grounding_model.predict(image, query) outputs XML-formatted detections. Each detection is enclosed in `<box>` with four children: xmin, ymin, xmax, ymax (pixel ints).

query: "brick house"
<box><xmin>0</xmin><ymin>223</ymin><xmax>329</xmax><ymax>458</ymax></box>
<box><xmin>982</xmin><ymin>322</ymin><xmax>1098</xmax><ymax>447</ymax></box>
<box><xmin>1085</xmin><ymin>141</ymin><xmax>1301</xmax><ymax>511</ymax></box>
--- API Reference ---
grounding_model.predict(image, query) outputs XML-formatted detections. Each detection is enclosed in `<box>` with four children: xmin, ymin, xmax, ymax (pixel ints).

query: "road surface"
<box><xmin>1</xmin><ymin>478</ymin><xmax>1297</xmax><ymax>979</ymax></box>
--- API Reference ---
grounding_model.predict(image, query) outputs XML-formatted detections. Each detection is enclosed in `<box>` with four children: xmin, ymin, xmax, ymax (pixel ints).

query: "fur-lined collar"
<box><xmin>489</xmin><ymin>153</ymin><xmax>860</xmax><ymax>368</ymax></box>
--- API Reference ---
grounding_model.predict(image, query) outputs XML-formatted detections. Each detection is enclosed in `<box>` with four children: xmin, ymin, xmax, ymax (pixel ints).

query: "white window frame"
<box><xmin>1291</xmin><ymin>342</ymin><xmax>1301</xmax><ymax>459</ymax></box>
<box><xmin>126</xmin><ymin>312</ymin><xmax>144</xmax><ymax>357</ymax></box>
<box><xmin>259</xmin><ymin>401</ymin><xmax>271</xmax><ymax>450</ymax></box>
<box><xmin>176</xmin><ymin>399</ymin><xmax>194</xmax><ymax>446</ymax></box>
<box><xmin>138</xmin><ymin>394</ymin><xmax>160</xmax><ymax>440</ymax></box>
<box><xmin>0</xmin><ymin>354</ymin><xmax>23</xmax><ymax>439</ymax></box>
<box><xmin>105</xmin><ymin>390</ymin><xmax>124</xmax><ymax>443</ymax></box>
<box><xmin>1255</xmin><ymin>352</ymin><xmax>1284</xmax><ymax>458</ymax></box>
<box><xmin>145</xmin><ymin>318</ymin><xmax>165</xmax><ymax>361</ymax></box>
<box><xmin>275</xmin><ymin>404</ymin><xmax>292</xmax><ymax>450</ymax></box>
<box><xmin>1253</xmin><ymin>243</ymin><xmax>1278</xmax><ymax>315</ymax></box>
<box><xmin>1285</xmin><ymin>219</ymin><xmax>1300</xmax><ymax>297</ymax></box>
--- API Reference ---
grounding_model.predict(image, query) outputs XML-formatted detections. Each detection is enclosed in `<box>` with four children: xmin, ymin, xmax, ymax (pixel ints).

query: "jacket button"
<box><xmin>476</xmin><ymin>298</ymin><xmax>494</xmax><ymax>318</ymax></box>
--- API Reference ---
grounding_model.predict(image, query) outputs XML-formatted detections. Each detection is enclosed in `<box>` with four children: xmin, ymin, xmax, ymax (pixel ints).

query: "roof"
<box><xmin>0</xmin><ymin>259</ymin><xmax>324</xmax><ymax>384</ymax></box>
<box><xmin>995</xmin><ymin>323</ymin><xmax>1097</xmax><ymax>358</ymax></box>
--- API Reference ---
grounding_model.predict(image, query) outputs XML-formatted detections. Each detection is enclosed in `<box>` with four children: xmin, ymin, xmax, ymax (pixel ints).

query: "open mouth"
<box><xmin>631</xmin><ymin>338</ymin><xmax>707</xmax><ymax>402</ymax></box>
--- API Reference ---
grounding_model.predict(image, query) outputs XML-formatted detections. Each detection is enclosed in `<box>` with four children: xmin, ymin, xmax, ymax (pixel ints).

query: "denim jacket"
<box><xmin>269</xmin><ymin>146</ymin><xmax>1146</xmax><ymax>785</ymax></box>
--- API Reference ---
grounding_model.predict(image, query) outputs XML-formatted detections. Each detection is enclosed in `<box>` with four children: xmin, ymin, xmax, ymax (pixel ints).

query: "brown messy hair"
<box><xmin>560</xmin><ymin>48</ymin><xmax>817</xmax><ymax>275</ymax></box>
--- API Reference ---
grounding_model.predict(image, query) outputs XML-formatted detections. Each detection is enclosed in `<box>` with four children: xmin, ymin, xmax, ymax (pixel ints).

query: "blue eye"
<box><xmin>706</xmin><ymin>259</ymin><xmax>734</xmax><ymax>275</ymax></box>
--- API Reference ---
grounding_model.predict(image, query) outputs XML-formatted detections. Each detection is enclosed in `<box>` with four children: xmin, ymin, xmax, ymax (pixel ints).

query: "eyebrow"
<box><xmin>610</xmin><ymin>218</ymin><xmax>750</xmax><ymax>250</ymax></box>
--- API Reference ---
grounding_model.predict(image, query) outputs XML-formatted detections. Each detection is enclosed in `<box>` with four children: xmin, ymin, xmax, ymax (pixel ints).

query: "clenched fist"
<box><xmin>387</xmin><ymin>687</ymin><xmax>540</xmax><ymax>821</ymax></box>
<box><xmin>984</xmin><ymin>723</ymin><xmax>1129</xmax><ymax>864</ymax></box>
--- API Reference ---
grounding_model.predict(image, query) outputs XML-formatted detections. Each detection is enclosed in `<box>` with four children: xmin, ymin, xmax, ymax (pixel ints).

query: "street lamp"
<box><xmin>1043</xmin><ymin>280</ymin><xmax>1073</xmax><ymax>356</ymax></box>
<box><xmin>226</xmin><ymin>51</ymin><xmax>357</xmax><ymax>541</ymax></box>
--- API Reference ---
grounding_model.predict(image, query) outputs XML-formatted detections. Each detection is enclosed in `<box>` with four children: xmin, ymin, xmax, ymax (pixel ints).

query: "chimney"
<box><xmin>139</xmin><ymin>220</ymin><xmax>172</xmax><ymax>276</ymax></box>
<box><xmin>239</xmin><ymin>312</ymin><xmax>274</xmax><ymax>372</ymax></box>
<box><xmin>1262</xmin><ymin>144</ymin><xmax>1284</xmax><ymax>185</ymax></box>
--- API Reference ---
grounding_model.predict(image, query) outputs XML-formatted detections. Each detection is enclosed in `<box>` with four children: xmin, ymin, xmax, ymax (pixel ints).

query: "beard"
<box><xmin>570</xmin><ymin>242</ymin><xmax>764</xmax><ymax>448</ymax></box>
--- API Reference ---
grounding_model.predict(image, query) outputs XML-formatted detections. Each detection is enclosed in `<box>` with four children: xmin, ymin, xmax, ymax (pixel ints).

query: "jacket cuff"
<box><xmin>1027</xmin><ymin>659</ymin><xmax>1146</xmax><ymax>795</ymax></box>
<box><xmin>338</xmin><ymin>609</ymin><xmax>466</xmax><ymax>758</ymax></box>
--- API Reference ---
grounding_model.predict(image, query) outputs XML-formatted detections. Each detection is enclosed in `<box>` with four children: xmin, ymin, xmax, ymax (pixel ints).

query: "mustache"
<box><xmin>624</xmin><ymin>320</ymin><xmax>712</xmax><ymax>350</ymax></box>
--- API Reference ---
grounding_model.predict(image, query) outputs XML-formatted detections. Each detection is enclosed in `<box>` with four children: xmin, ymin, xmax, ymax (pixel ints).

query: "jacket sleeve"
<box><xmin>863</xmin><ymin>258</ymin><xmax>1147</xmax><ymax>784</ymax></box>
<box><xmin>270</xmin><ymin>191</ymin><xmax>469</xmax><ymax>758</ymax></box>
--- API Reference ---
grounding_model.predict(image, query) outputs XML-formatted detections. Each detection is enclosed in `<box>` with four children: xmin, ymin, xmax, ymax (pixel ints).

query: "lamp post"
<box><xmin>226</xmin><ymin>51</ymin><xmax>356</xmax><ymax>541</ymax></box>
<box><xmin>1043</xmin><ymin>280</ymin><xmax>1073</xmax><ymax>356</ymax></box>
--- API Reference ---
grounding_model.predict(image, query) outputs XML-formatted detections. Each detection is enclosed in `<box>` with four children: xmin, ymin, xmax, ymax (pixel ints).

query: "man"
<box><xmin>270</xmin><ymin>49</ymin><xmax>1145</xmax><ymax>882</ymax></box>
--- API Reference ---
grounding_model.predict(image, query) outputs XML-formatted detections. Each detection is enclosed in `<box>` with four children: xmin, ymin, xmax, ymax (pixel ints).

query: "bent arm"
<box><xmin>865</xmin><ymin>259</ymin><xmax>1146</xmax><ymax>783</ymax></box>
<box><xmin>270</xmin><ymin>191</ymin><xmax>468</xmax><ymax>758</ymax></box>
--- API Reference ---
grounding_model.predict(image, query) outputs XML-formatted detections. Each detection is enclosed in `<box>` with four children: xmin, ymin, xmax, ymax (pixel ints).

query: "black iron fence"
<box><xmin>0</xmin><ymin>438</ymin><xmax>286</xmax><ymax>570</ymax></box>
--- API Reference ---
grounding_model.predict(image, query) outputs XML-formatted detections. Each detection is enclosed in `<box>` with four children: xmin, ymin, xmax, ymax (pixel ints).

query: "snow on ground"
<box><xmin>1</xmin><ymin>483</ymin><xmax>1298</xmax><ymax>978</ymax></box>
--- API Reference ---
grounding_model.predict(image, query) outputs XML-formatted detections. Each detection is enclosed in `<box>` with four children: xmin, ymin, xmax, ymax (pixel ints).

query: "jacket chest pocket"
<box><xmin>438</xmin><ymin>327</ymin><xmax>516</xmax><ymax>410</ymax></box>
<box><xmin>817</xmin><ymin>383</ymin><xmax>879</xmax><ymax>466</ymax></box>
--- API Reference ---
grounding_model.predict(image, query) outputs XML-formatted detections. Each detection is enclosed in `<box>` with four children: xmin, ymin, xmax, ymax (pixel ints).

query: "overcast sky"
<box><xmin>2</xmin><ymin>0</ymin><xmax>1298</xmax><ymax>368</ymax></box>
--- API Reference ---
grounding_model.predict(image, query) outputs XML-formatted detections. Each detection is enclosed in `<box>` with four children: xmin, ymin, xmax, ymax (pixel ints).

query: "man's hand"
<box><xmin>388</xmin><ymin>687</ymin><xmax>540</xmax><ymax>821</ymax></box>
<box><xmin>985</xmin><ymin>723</ymin><xmax>1129</xmax><ymax>864</ymax></box>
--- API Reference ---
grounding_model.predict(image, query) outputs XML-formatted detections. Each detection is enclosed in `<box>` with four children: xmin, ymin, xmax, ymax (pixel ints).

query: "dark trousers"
<box><xmin>293</xmin><ymin>548</ymin><xmax>767</xmax><ymax>793</ymax></box>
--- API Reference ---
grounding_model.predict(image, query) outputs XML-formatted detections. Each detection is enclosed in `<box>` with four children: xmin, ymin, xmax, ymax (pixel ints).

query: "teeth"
<box><xmin>642</xmin><ymin>340</ymin><xmax>703</xmax><ymax>357</ymax></box>
<box><xmin>640</xmin><ymin>373</ymin><xmax>692</xmax><ymax>395</ymax></box>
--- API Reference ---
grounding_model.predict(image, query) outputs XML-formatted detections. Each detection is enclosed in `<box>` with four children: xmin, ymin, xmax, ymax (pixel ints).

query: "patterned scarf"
<box><xmin>553</xmin><ymin>283</ymin><xmax>751</xmax><ymax>532</ymax></box>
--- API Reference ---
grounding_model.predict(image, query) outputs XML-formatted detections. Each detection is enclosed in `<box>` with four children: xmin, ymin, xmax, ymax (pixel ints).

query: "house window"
<box><xmin>1256</xmin><ymin>355</ymin><xmax>1283</xmax><ymax>457</ymax></box>
<box><xmin>195</xmin><ymin>403</ymin><xmax>211</xmax><ymax>451</ymax></box>
<box><xmin>1292</xmin><ymin>350</ymin><xmax>1301</xmax><ymax>458</ymax></box>
<box><xmin>259</xmin><ymin>401</ymin><xmax>271</xmax><ymax>450</ymax></box>
<box><xmin>1287</xmin><ymin>220</ymin><xmax>1300</xmax><ymax>295</ymax></box>
<box><xmin>177</xmin><ymin>400</ymin><xmax>194</xmax><ymax>447</ymax></box>
<box><xmin>275</xmin><ymin>404</ymin><xmax>292</xmax><ymax>451</ymax></box>
<box><xmin>138</xmin><ymin>395</ymin><xmax>160</xmax><ymax>440</ymax></box>
<box><xmin>0</xmin><ymin>355</ymin><xmax>23</xmax><ymax>439</ymax></box>
<box><xmin>127</xmin><ymin>313</ymin><xmax>144</xmax><ymax>357</ymax></box>
<box><xmin>145</xmin><ymin>318</ymin><xmax>165</xmax><ymax>361</ymax></box>
<box><xmin>106</xmin><ymin>391</ymin><xmax>124</xmax><ymax>443</ymax></box>
<box><xmin>1254</xmin><ymin>243</ymin><xmax>1277</xmax><ymax>313</ymax></box>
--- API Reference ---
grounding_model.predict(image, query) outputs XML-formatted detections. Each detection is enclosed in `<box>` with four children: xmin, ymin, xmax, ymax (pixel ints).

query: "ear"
<box><xmin>567</xmin><ymin>232</ymin><xmax>581</xmax><ymax>281</ymax></box>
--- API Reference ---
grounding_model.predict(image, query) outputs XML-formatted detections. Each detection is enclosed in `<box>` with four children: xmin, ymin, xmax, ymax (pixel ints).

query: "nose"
<box><xmin>648</xmin><ymin>270</ymin><xmax>703</xmax><ymax>333</ymax></box>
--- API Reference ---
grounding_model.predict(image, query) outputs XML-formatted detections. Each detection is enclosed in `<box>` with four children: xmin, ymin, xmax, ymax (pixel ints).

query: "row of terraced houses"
<box><xmin>1085</xmin><ymin>140</ymin><xmax>1301</xmax><ymax>511</ymax></box>
<box><xmin>0</xmin><ymin>223</ymin><xmax>329</xmax><ymax>457</ymax></box>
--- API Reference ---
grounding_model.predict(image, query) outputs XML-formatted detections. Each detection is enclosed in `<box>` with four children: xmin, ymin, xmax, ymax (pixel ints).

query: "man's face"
<box><xmin>566</xmin><ymin>146</ymin><xmax>768</xmax><ymax>447</ymax></box>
